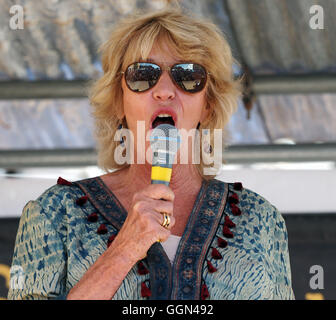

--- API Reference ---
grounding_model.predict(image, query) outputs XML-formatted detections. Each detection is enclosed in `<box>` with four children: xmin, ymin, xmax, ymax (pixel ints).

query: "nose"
<box><xmin>152</xmin><ymin>70</ymin><xmax>176</xmax><ymax>101</ymax></box>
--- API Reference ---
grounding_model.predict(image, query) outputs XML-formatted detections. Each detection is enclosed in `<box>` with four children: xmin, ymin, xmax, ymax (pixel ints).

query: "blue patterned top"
<box><xmin>8</xmin><ymin>177</ymin><xmax>295</xmax><ymax>300</ymax></box>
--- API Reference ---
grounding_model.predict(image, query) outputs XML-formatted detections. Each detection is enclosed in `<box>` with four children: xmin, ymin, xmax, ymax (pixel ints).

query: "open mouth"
<box><xmin>151</xmin><ymin>113</ymin><xmax>176</xmax><ymax>129</ymax></box>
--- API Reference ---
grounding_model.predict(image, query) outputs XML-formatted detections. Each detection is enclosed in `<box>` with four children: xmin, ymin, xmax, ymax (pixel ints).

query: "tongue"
<box><xmin>152</xmin><ymin>117</ymin><xmax>175</xmax><ymax>128</ymax></box>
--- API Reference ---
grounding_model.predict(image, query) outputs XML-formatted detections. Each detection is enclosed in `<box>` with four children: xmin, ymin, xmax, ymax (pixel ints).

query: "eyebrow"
<box><xmin>143</xmin><ymin>58</ymin><xmax>186</xmax><ymax>64</ymax></box>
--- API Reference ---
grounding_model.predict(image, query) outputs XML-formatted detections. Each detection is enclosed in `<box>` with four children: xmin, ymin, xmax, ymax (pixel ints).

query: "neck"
<box><xmin>118</xmin><ymin>162</ymin><xmax>203</xmax><ymax>196</ymax></box>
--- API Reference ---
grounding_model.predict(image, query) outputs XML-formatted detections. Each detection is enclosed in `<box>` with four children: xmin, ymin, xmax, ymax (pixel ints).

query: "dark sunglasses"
<box><xmin>121</xmin><ymin>62</ymin><xmax>209</xmax><ymax>93</ymax></box>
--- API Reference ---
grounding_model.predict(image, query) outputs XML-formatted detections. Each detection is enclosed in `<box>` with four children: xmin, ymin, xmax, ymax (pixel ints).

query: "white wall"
<box><xmin>216</xmin><ymin>168</ymin><xmax>336</xmax><ymax>214</ymax></box>
<box><xmin>0</xmin><ymin>165</ymin><xmax>335</xmax><ymax>218</ymax></box>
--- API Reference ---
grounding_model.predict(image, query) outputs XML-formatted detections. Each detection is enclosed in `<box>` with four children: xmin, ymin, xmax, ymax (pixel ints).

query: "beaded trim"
<box><xmin>57</xmin><ymin>176</ymin><xmax>245</xmax><ymax>300</ymax></box>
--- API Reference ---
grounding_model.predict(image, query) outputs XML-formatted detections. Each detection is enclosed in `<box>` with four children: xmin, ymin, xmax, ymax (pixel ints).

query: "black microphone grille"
<box><xmin>150</xmin><ymin>124</ymin><xmax>181</xmax><ymax>153</ymax></box>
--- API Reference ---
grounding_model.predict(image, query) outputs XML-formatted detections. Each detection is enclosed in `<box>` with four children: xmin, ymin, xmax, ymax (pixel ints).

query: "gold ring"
<box><xmin>161</xmin><ymin>213</ymin><xmax>170</xmax><ymax>229</ymax></box>
<box><xmin>165</xmin><ymin>214</ymin><xmax>170</xmax><ymax>228</ymax></box>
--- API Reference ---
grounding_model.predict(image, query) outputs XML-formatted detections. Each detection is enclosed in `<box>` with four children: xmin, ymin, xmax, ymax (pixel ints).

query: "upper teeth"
<box><xmin>157</xmin><ymin>114</ymin><xmax>172</xmax><ymax>118</ymax></box>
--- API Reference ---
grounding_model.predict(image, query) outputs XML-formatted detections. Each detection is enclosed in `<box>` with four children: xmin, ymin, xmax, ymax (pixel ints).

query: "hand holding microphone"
<box><xmin>109</xmin><ymin>124</ymin><xmax>181</xmax><ymax>262</ymax></box>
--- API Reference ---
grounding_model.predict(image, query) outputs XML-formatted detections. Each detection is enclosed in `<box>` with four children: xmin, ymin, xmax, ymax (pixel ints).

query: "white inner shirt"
<box><xmin>161</xmin><ymin>234</ymin><xmax>182</xmax><ymax>265</ymax></box>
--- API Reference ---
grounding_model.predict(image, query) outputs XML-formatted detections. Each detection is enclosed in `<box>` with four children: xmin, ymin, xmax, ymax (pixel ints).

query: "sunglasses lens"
<box><xmin>125</xmin><ymin>63</ymin><xmax>161</xmax><ymax>92</ymax></box>
<box><xmin>171</xmin><ymin>63</ymin><xmax>207</xmax><ymax>93</ymax></box>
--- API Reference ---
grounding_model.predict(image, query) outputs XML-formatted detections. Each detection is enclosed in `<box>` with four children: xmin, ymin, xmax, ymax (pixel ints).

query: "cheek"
<box><xmin>183</xmin><ymin>94</ymin><xmax>207</xmax><ymax>125</ymax></box>
<box><xmin>122</xmin><ymin>81</ymin><xmax>140</xmax><ymax>119</ymax></box>
<box><xmin>123</xmin><ymin>91</ymin><xmax>150</xmax><ymax>132</ymax></box>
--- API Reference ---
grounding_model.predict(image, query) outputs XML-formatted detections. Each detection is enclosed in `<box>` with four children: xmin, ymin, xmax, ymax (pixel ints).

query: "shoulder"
<box><xmin>230</xmin><ymin>181</ymin><xmax>282</xmax><ymax>219</ymax></box>
<box><xmin>28</xmin><ymin>178</ymin><xmax>82</xmax><ymax>217</ymax></box>
<box><xmin>215</xmin><ymin>179</ymin><xmax>286</xmax><ymax>235</ymax></box>
<box><xmin>214</xmin><ymin>179</ymin><xmax>278</xmax><ymax>213</ymax></box>
<box><xmin>239</xmin><ymin>185</ymin><xmax>280</xmax><ymax>219</ymax></box>
<box><xmin>21</xmin><ymin>177</ymin><xmax>95</xmax><ymax>230</ymax></box>
<box><xmin>241</xmin><ymin>186</ymin><xmax>286</xmax><ymax>231</ymax></box>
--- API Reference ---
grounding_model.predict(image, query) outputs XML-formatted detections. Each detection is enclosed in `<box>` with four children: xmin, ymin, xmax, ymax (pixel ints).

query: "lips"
<box><xmin>150</xmin><ymin>108</ymin><xmax>178</xmax><ymax>129</ymax></box>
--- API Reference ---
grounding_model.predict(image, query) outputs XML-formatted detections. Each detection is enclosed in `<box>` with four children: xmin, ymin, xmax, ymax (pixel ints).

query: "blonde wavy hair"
<box><xmin>89</xmin><ymin>6</ymin><xmax>241</xmax><ymax>180</ymax></box>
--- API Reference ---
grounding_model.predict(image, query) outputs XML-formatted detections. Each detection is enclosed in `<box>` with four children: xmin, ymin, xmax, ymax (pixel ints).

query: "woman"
<box><xmin>8</xmin><ymin>7</ymin><xmax>294</xmax><ymax>300</ymax></box>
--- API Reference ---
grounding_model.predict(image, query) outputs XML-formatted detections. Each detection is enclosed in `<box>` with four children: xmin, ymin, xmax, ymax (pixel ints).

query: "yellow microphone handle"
<box><xmin>151</xmin><ymin>166</ymin><xmax>172</xmax><ymax>186</ymax></box>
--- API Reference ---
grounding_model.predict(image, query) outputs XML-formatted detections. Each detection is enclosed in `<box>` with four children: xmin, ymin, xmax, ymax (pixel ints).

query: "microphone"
<box><xmin>150</xmin><ymin>124</ymin><xmax>181</xmax><ymax>186</ymax></box>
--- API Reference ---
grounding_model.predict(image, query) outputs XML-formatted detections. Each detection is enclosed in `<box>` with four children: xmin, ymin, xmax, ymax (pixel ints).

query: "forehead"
<box><xmin>146</xmin><ymin>43</ymin><xmax>183</xmax><ymax>64</ymax></box>
<box><xmin>122</xmin><ymin>34</ymin><xmax>197</xmax><ymax>69</ymax></box>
